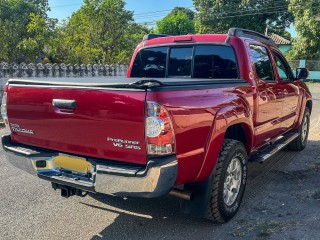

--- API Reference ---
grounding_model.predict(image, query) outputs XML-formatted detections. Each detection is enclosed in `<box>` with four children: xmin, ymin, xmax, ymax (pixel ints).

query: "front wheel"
<box><xmin>205</xmin><ymin>139</ymin><xmax>248</xmax><ymax>223</ymax></box>
<box><xmin>288</xmin><ymin>107</ymin><xmax>310</xmax><ymax>151</ymax></box>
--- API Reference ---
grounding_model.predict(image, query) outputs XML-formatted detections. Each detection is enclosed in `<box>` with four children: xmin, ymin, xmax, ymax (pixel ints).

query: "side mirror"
<box><xmin>296</xmin><ymin>68</ymin><xmax>309</xmax><ymax>80</ymax></box>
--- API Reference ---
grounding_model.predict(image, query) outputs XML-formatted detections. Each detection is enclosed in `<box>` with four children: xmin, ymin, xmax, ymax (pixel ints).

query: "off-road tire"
<box><xmin>287</xmin><ymin>107</ymin><xmax>310</xmax><ymax>151</ymax></box>
<box><xmin>205</xmin><ymin>139</ymin><xmax>248</xmax><ymax>223</ymax></box>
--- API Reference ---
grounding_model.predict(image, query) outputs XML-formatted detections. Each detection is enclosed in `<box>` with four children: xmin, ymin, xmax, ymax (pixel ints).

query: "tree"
<box><xmin>0</xmin><ymin>0</ymin><xmax>51</xmax><ymax>62</ymax></box>
<box><xmin>171</xmin><ymin>7</ymin><xmax>195</xmax><ymax>20</ymax></box>
<box><xmin>193</xmin><ymin>0</ymin><xmax>293</xmax><ymax>34</ymax></box>
<box><xmin>58</xmin><ymin>0</ymin><xmax>147</xmax><ymax>64</ymax></box>
<box><xmin>18</xmin><ymin>13</ymin><xmax>57</xmax><ymax>62</ymax></box>
<box><xmin>287</xmin><ymin>0</ymin><xmax>320</xmax><ymax>60</ymax></box>
<box><xmin>153</xmin><ymin>10</ymin><xmax>195</xmax><ymax>35</ymax></box>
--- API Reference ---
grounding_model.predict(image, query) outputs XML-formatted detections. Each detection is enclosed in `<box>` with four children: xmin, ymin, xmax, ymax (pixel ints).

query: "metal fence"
<box><xmin>288</xmin><ymin>60</ymin><xmax>320</xmax><ymax>72</ymax></box>
<box><xmin>287</xmin><ymin>60</ymin><xmax>300</xmax><ymax>70</ymax></box>
<box><xmin>0</xmin><ymin>62</ymin><xmax>129</xmax><ymax>100</ymax></box>
<box><xmin>0</xmin><ymin>62</ymin><xmax>129</xmax><ymax>79</ymax></box>
<box><xmin>305</xmin><ymin>60</ymin><xmax>320</xmax><ymax>71</ymax></box>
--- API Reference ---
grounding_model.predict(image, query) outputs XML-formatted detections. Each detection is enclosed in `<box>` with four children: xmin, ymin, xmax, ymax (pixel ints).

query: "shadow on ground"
<box><xmin>83</xmin><ymin>193</ymin><xmax>217</xmax><ymax>240</ymax></box>
<box><xmin>76</xmin><ymin>139</ymin><xmax>320</xmax><ymax>240</ymax></box>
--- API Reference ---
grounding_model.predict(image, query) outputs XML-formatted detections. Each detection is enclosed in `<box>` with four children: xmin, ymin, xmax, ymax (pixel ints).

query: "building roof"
<box><xmin>269</xmin><ymin>33</ymin><xmax>291</xmax><ymax>45</ymax></box>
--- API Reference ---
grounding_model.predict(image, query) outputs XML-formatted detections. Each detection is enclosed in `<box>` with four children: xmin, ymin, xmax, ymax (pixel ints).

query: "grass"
<box><xmin>231</xmin><ymin>219</ymin><xmax>299</xmax><ymax>239</ymax></box>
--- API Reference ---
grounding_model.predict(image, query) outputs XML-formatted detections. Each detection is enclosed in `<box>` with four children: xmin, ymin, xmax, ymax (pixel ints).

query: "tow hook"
<box><xmin>51</xmin><ymin>182</ymin><xmax>88</xmax><ymax>198</ymax></box>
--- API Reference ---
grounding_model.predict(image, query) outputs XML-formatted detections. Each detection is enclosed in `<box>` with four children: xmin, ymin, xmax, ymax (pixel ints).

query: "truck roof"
<box><xmin>142</xmin><ymin>34</ymin><xmax>229</xmax><ymax>47</ymax></box>
<box><xmin>141</xmin><ymin>28</ymin><xmax>276</xmax><ymax>48</ymax></box>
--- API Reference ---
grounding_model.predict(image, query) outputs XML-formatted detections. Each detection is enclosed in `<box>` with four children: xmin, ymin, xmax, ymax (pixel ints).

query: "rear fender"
<box><xmin>195</xmin><ymin>105</ymin><xmax>253</xmax><ymax>182</ymax></box>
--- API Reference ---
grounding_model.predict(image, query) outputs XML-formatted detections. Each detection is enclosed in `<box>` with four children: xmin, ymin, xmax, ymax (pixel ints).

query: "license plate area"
<box><xmin>53</xmin><ymin>154</ymin><xmax>94</xmax><ymax>177</ymax></box>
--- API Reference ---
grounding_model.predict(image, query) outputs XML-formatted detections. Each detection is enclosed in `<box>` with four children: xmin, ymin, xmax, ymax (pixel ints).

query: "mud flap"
<box><xmin>180</xmin><ymin>173</ymin><xmax>214</xmax><ymax>218</ymax></box>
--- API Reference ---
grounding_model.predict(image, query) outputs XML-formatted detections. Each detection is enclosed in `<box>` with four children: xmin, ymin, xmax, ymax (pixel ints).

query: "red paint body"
<box><xmin>6</xmin><ymin>34</ymin><xmax>312</xmax><ymax>186</ymax></box>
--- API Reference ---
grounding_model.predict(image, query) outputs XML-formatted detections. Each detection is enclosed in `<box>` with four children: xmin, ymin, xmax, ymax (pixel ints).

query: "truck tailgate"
<box><xmin>6</xmin><ymin>83</ymin><xmax>147</xmax><ymax>165</ymax></box>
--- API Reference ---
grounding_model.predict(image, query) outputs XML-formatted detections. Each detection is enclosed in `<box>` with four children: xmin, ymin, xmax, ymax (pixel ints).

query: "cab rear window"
<box><xmin>130</xmin><ymin>45</ymin><xmax>239</xmax><ymax>79</ymax></box>
<box><xmin>130</xmin><ymin>47</ymin><xmax>167</xmax><ymax>78</ymax></box>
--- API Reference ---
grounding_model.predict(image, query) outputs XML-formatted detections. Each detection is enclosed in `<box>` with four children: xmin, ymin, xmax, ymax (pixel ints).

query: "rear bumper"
<box><xmin>2</xmin><ymin>135</ymin><xmax>178</xmax><ymax>198</ymax></box>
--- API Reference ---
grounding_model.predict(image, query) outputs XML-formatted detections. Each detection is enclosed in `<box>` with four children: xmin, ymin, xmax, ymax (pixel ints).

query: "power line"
<box><xmin>49</xmin><ymin>3</ymin><xmax>195</xmax><ymax>16</ymax></box>
<box><xmin>198</xmin><ymin>0</ymin><xmax>320</xmax><ymax>21</ymax></box>
<box><xmin>139</xmin><ymin>9</ymin><xmax>289</xmax><ymax>25</ymax></box>
<box><xmin>137</xmin><ymin>4</ymin><xmax>290</xmax><ymax>25</ymax></box>
<box><xmin>135</xmin><ymin>1</ymin><xmax>294</xmax><ymax>23</ymax></box>
<box><xmin>137</xmin><ymin>7</ymin><xmax>290</xmax><ymax>25</ymax></box>
<box><xmin>51</xmin><ymin>4</ymin><xmax>81</xmax><ymax>9</ymax></box>
<box><xmin>135</xmin><ymin>4</ymin><xmax>288</xmax><ymax>21</ymax></box>
<box><xmin>133</xmin><ymin>6</ymin><xmax>195</xmax><ymax>16</ymax></box>
<box><xmin>50</xmin><ymin>0</ymin><xmax>318</xmax><ymax>26</ymax></box>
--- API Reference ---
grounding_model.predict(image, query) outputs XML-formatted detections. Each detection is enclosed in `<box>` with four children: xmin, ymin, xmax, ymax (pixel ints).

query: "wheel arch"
<box><xmin>296</xmin><ymin>98</ymin><xmax>312</xmax><ymax>128</ymax></box>
<box><xmin>195</xmin><ymin>104</ymin><xmax>253</xmax><ymax>182</ymax></box>
<box><xmin>306</xmin><ymin>100</ymin><xmax>312</xmax><ymax>113</ymax></box>
<box><xmin>224</xmin><ymin>123</ymin><xmax>253</xmax><ymax>154</ymax></box>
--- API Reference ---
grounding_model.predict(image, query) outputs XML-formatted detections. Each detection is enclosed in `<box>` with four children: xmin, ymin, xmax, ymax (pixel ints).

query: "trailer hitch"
<box><xmin>51</xmin><ymin>182</ymin><xmax>88</xmax><ymax>198</ymax></box>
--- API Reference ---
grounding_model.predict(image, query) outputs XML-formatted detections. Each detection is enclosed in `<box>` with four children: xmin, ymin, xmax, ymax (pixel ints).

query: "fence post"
<box><xmin>299</xmin><ymin>60</ymin><xmax>306</xmax><ymax>68</ymax></box>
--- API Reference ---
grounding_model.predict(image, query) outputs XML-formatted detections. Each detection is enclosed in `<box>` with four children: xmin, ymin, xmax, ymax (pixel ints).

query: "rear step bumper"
<box><xmin>2</xmin><ymin>134</ymin><xmax>178</xmax><ymax>198</ymax></box>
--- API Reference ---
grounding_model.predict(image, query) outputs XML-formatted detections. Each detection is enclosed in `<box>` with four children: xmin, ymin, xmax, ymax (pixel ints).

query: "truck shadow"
<box><xmin>80</xmin><ymin>140</ymin><xmax>319</xmax><ymax>240</ymax></box>
<box><xmin>82</xmin><ymin>193</ymin><xmax>220</xmax><ymax>240</ymax></box>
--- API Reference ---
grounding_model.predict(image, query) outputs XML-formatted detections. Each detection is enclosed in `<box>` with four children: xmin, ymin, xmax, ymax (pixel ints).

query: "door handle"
<box><xmin>260</xmin><ymin>92</ymin><xmax>268</xmax><ymax>101</ymax></box>
<box><xmin>52</xmin><ymin>99</ymin><xmax>77</xmax><ymax>109</ymax></box>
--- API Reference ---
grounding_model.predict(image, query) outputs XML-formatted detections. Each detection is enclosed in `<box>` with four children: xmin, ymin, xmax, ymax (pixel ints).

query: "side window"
<box><xmin>193</xmin><ymin>45</ymin><xmax>238</xmax><ymax>79</ymax></box>
<box><xmin>272</xmin><ymin>51</ymin><xmax>292</xmax><ymax>81</ymax></box>
<box><xmin>168</xmin><ymin>47</ymin><xmax>193</xmax><ymax>77</ymax></box>
<box><xmin>249</xmin><ymin>45</ymin><xmax>274</xmax><ymax>81</ymax></box>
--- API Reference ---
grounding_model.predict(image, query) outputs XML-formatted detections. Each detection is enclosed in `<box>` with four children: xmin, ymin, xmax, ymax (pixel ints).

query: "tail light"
<box><xmin>146</xmin><ymin>101</ymin><xmax>176</xmax><ymax>155</ymax></box>
<box><xmin>1</xmin><ymin>91</ymin><xmax>11</xmax><ymax>134</ymax></box>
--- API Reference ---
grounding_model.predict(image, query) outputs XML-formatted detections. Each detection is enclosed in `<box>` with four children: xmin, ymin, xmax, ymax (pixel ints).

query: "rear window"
<box><xmin>130</xmin><ymin>45</ymin><xmax>239</xmax><ymax>79</ymax></box>
<box><xmin>194</xmin><ymin>45</ymin><xmax>238</xmax><ymax>78</ymax></box>
<box><xmin>131</xmin><ymin>47</ymin><xmax>167</xmax><ymax>78</ymax></box>
<box><xmin>168</xmin><ymin>47</ymin><xmax>193</xmax><ymax>77</ymax></box>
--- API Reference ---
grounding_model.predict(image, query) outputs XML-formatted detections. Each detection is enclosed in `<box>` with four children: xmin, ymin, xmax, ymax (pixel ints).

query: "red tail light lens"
<box><xmin>1</xmin><ymin>92</ymin><xmax>11</xmax><ymax>134</ymax></box>
<box><xmin>146</xmin><ymin>101</ymin><xmax>176</xmax><ymax>155</ymax></box>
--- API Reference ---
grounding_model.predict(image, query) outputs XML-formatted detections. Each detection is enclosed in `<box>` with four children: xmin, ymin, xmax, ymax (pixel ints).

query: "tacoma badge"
<box><xmin>10</xmin><ymin>123</ymin><xmax>34</xmax><ymax>134</ymax></box>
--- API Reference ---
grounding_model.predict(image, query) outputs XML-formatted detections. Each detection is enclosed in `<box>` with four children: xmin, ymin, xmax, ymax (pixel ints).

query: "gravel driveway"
<box><xmin>0</xmin><ymin>83</ymin><xmax>319</xmax><ymax>240</ymax></box>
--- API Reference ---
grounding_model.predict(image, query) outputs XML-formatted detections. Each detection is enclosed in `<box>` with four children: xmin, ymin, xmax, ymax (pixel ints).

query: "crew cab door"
<box><xmin>248</xmin><ymin>44</ymin><xmax>284</xmax><ymax>147</ymax></box>
<box><xmin>270</xmin><ymin>49</ymin><xmax>300</xmax><ymax>130</ymax></box>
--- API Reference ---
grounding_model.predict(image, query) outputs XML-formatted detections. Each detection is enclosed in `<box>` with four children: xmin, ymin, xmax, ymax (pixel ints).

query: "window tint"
<box><xmin>130</xmin><ymin>45</ymin><xmax>240</xmax><ymax>79</ymax></box>
<box><xmin>131</xmin><ymin>47</ymin><xmax>167</xmax><ymax>78</ymax></box>
<box><xmin>168</xmin><ymin>47</ymin><xmax>193</xmax><ymax>77</ymax></box>
<box><xmin>272</xmin><ymin>51</ymin><xmax>291</xmax><ymax>80</ymax></box>
<box><xmin>250</xmin><ymin>45</ymin><xmax>273</xmax><ymax>81</ymax></box>
<box><xmin>194</xmin><ymin>45</ymin><xmax>238</xmax><ymax>79</ymax></box>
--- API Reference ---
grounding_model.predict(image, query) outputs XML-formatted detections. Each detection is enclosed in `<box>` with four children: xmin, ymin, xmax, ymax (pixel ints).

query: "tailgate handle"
<box><xmin>52</xmin><ymin>99</ymin><xmax>77</xmax><ymax>109</ymax></box>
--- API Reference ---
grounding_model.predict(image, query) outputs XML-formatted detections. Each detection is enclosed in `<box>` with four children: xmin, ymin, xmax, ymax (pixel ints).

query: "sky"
<box><xmin>48</xmin><ymin>0</ymin><xmax>194</xmax><ymax>24</ymax></box>
<box><xmin>47</xmin><ymin>0</ymin><xmax>297</xmax><ymax>37</ymax></box>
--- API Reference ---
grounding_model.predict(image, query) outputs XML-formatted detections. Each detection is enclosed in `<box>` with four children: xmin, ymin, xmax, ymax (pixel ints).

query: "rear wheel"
<box><xmin>205</xmin><ymin>139</ymin><xmax>247</xmax><ymax>223</ymax></box>
<box><xmin>288</xmin><ymin>107</ymin><xmax>310</xmax><ymax>151</ymax></box>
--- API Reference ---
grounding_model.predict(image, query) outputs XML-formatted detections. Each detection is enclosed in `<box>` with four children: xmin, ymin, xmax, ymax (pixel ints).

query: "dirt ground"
<box><xmin>0</xmin><ymin>83</ymin><xmax>319</xmax><ymax>240</ymax></box>
<box><xmin>220</xmin><ymin>83</ymin><xmax>320</xmax><ymax>240</ymax></box>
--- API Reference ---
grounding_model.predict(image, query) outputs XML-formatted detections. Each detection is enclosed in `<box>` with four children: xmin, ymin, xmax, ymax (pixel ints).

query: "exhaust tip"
<box><xmin>169</xmin><ymin>189</ymin><xmax>194</xmax><ymax>200</ymax></box>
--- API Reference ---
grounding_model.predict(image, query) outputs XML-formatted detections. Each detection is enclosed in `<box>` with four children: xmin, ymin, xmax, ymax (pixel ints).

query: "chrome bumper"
<box><xmin>2</xmin><ymin>135</ymin><xmax>178</xmax><ymax>198</ymax></box>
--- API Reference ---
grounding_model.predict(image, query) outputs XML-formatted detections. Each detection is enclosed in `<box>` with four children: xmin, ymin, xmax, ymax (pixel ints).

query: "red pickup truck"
<box><xmin>1</xmin><ymin>28</ymin><xmax>312</xmax><ymax>223</ymax></box>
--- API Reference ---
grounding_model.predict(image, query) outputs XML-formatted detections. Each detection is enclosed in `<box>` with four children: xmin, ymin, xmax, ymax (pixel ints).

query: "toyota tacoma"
<box><xmin>1</xmin><ymin>28</ymin><xmax>312</xmax><ymax>223</ymax></box>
